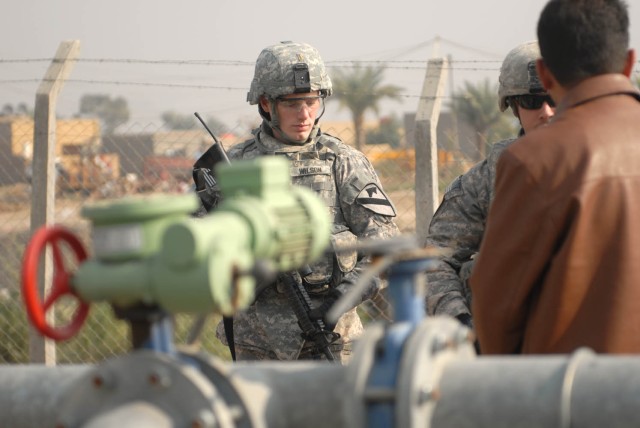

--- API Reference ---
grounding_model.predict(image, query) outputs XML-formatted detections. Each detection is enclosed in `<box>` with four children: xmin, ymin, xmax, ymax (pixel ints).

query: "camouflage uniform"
<box><xmin>424</xmin><ymin>138</ymin><xmax>514</xmax><ymax>323</ymax></box>
<box><xmin>194</xmin><ymin>42</ymin><xmax>399</xmax><ymax>363</ymax></box>
<box><xmin>424</xmin><ymin>40</ymin><xmax>547</xmax><ymax>326</ymax></box>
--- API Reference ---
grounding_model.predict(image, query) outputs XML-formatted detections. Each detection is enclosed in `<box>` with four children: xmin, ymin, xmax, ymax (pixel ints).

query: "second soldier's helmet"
<box><xmin>246</xmin><ymin>41</ymin><xmax>332</xmax><ymax>105</ymax></box>
<box><xmin>498</xmin><ymin>41</ymin><xmax>545</xmax><ymax>112</ymax></box>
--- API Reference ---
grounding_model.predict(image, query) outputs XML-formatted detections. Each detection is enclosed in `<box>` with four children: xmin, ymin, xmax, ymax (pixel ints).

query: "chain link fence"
<box><xmin>0</xmin><ymin>114</ymin><xmax>478</xmax><ymax>364</ymax></box>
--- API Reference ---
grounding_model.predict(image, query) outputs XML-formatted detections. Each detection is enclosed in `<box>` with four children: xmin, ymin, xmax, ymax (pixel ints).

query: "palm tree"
<box><xmin>329</xmin><ymin>65</ymin><xmax>403</xmax><ymax>150</ymax></box>
<box><xmin>449</xmin><ymin>78</ymin><xmax>516</xmax><ymax>161</ymax></box>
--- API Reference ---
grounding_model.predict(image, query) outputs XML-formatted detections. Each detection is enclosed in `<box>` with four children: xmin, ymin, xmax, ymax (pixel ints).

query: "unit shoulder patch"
<box><xmin>355</xmin><ymin>183</ymin><xmax>396</xmax><ymax>217</ymax></box>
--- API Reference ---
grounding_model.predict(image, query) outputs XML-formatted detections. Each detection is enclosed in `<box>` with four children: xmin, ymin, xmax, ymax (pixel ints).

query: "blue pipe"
<box><xmin>366</xmin><ymin>257</ymin><xmax>435</xmax><ymax>427</ymax></box>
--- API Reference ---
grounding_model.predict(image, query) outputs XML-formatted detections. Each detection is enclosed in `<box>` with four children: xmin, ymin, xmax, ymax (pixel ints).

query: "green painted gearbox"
<box><xmin>81</xmin><ymin>193</ymin><xmax>199</xmax><ymax>262</ymax></box>
<box><xmin>73</xmin><ymin>156</ymin><xmax>331</xmax><ymax>315</ymax></box>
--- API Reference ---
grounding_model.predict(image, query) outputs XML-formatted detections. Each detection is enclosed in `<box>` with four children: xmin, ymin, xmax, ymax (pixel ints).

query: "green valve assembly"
<box><xmin>72</xmin><ymin>156</ymin><xmax>330</xmax><ymax>315</ymax></box>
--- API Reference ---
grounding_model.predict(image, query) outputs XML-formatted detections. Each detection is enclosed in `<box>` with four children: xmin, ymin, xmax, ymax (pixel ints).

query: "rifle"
<box><xmin>279</xmin><ymin>267</ymin><xmax>340</xmax><ymax>361</ymax></box>
<box><xmin>191</xmin><ymin>112</ymin><xmax>236</xmax><ymax>359</ymax></box>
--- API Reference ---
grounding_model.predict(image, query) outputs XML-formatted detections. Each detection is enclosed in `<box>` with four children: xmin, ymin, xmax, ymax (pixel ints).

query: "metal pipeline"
<box><xmin>0</xmin><ymin>365</ymin><xmax>91</xmax><ymax>428</ymax></box>
<box><xmin>430</xmin><ymin>348</ymin><xmax>640</xmax><ymax>428</ymax></box>
<box><xmin>5</xmin><ymin>336</ymin><xmax>640</xmax><ymax>428</ymax></box>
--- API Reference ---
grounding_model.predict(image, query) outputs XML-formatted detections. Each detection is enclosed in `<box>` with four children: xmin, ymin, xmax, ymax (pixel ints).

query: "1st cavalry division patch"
<box><xmin>355</xmin><ymin>183</ymin><xmax>396</xmax><ymax>217</ymax></box>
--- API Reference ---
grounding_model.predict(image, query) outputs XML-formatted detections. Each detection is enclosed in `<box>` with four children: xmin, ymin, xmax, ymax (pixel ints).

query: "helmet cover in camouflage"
<box><xmin>498</xmin><ymin>41</ymin><xmax>545</xmax><ymax>112</ymax></box>
<box><xmin>247</xmin><ymin>41</ymin><xmax>333</xmax><ymax>105</ymax></box>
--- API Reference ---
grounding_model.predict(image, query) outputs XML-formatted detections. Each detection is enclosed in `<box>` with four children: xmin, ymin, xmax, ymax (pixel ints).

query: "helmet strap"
<box><xmin>507</xmin><ymin>98</ymin><xmax>521</xmax><ymax>120</ymax></box>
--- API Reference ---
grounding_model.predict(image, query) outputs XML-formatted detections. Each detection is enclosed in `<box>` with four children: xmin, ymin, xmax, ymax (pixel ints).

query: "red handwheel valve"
<box><xmin>21</xmin><ymin>225</ymin><xmax>90</xmax><ymax>341</ymax></box>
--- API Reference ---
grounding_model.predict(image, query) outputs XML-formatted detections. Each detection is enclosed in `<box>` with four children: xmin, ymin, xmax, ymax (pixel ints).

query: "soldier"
<box><xmin>423</xmin><ymin>41</ymin><xmax>555</xmax><ymax>331</ymax></box>
<box><xmin>472</xmin><ymin>0</ymin><xmax>640</xmax><ymax>355</ymax></box>
<box><xmin>193</xmin><ymin>41</ymin><xmax>399</xmax><ymax>363</ymax></box>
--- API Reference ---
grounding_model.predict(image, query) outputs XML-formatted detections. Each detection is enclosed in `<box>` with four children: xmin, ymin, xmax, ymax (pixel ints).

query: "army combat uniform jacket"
<box><xmin>194</xmin><ymin>123</ymin><xmax>399</xmax><ymax>362</ymax></box>
<box><xmin>424</xmin><ymin>138</ymin><xmax>516</xmax><ymax>323</ymax></box>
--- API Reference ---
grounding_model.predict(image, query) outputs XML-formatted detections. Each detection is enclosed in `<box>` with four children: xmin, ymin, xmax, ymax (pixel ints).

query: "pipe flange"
<box><xmin>56</xmin><ymin>350</ymin><xmax>240</xmax><ymax>428</ymax></box>
<box><xmin>396</xmin><ymin>316</ymin><xmax>476</xmax><ymax>428</ymax></box>
<box><xmin>342</xmin><ymin>321</ymin><xmax>388</xmax><ymax>428</ymax></box>
<box><xmin>182</xmin><ymin>350</ymin><xmax>258</xmax><ymax>428</ymax></box>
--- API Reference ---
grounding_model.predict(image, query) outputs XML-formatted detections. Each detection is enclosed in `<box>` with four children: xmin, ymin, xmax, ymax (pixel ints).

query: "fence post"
<box><xmin>414</xmin><ymin>58</ymin><xmax>448</xmax><ymax>242</ymax></box>
<box><xmin>29</xmin><ymin>40</ymin><xmax>81</xmax><ymax>365</ymax></box>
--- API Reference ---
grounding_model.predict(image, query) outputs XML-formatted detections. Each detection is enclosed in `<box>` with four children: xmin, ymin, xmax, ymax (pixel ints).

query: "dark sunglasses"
<box><xmin>510</xmin><ymin>94</ymin><xmax>556</xmax><ymax>110</ymax></box>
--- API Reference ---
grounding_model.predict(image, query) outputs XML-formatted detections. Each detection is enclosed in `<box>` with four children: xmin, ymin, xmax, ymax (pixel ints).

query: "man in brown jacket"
<box><xmin>470</xmin><ymin>0</ymin><xmax>640</xmax><ymax>354</ymax></box>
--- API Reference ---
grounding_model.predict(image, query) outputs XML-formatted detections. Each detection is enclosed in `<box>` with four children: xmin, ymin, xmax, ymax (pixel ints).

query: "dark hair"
<box><xmin>537</xmin><ymin>0</ymin><xmax>629</xmax><ymax>86</ymax></box>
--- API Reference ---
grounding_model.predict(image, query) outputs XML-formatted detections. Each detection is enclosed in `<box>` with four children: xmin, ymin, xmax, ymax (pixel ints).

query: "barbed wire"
<box><xmin>331</xmin><ymin>65</ymin><xmax>500</xmax><ymax>71</ymax></box>
<box><xmin>0</xmin><ymin>57</ymin><xmax>502</xmax><ymax>68</ymax></box>
<box><xmin>0</xmin><ymin>78</ymin><xmax>472</xmax><ymax>100</ymax></box>
<box><xmin>0</xmin><ymin>60</ymin><xmax>505</xmax><ymax>85</ymax></box>
<box><xmin>0</xmin><ymin>78</ymin><xmax>245</xmax><ymax>91</ymax></box>
<box><xmin>4</xmin><ymin>57</ymin><xmax>639</xmax><ymax>73</ymax></box>
<box><xmin>1</xmin><ymin>56</ymin><xmax>636</xmax><ymax>108</ymax></box>
<box><xmin>2</xmin><ymin>57</ymin><xmax>639</xmax><ymax>66</ymax></box>
<box><xmin>0</xmin><ymin>58</ymin><xmax>252</xmax><ymax>65</ymax></box>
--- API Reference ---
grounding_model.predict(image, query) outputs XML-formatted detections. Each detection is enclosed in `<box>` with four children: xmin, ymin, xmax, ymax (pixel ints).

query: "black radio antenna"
<box><xmin>194</xmin><ymin>112</ymin><xmax>230</xmax><ymax>164</ymax></box>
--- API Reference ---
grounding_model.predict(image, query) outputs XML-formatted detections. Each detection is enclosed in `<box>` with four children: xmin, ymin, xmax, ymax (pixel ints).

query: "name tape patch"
<box><xmin>291</xmin><ymin>165</ymin><xmax>332</xmax><ymax>177</ymax></box>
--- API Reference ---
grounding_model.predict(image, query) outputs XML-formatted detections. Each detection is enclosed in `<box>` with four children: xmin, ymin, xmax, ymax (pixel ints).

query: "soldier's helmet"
<box><xmin>498</xmin><ymin>41</ymin><xmax>545</xmax><ymax>112</ymax></box>
<box><xmin>247</xmin><ymin>41</ymin><xmax>332</xmax><ymax>105</ymax></box>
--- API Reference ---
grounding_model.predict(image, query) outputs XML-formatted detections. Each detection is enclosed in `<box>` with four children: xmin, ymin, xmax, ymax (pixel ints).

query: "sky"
<box><xmin>2</xmin><ymin>0</ymin><xmax>640</xmax><ymax>133</ymax></box>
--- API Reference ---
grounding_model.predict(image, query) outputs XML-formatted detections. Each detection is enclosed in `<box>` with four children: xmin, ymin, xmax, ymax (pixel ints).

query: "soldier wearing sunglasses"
<box><xmin>193</xmin><ymin>41</ymin><xmax>399</xmax><ymax>363</ymax></box>
<box><xmin>424</xmin><ymin>41</ymin><xmax>555</xmax><ymax>341</ymax></box>
<box><xmin>472</xmin><ymin>0</ymin><xmax>640</xmax><ymax>355</ymax></box>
